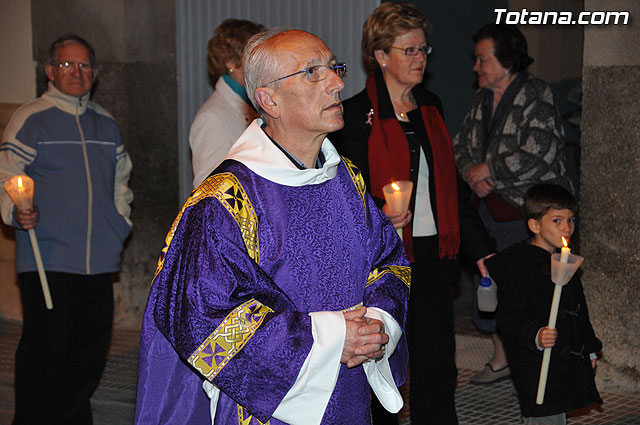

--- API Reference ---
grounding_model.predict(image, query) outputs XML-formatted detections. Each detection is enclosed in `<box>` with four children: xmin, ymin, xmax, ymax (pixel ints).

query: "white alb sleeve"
<box><xmin>362</xmin><ymin>307</ymin><xmax>404</xmax><ymax>413</ymax></box>
<box><xmin>271</xmin><ymin>311</ymin><xmax>345</xmax><ymax>425</ymax></box>
<box><xmin>203</xmin><ymin>312</ymin><xmax>344</xmax><ymax>425</ymax></box>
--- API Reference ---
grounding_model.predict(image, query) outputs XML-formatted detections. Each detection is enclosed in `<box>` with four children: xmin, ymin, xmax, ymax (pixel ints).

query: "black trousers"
<box><xmin>408</xmin><ymin>236</ymin><xmax>459</xmax><ymax>425</ymax></box>
<box><xmin>371</xmin><ymin>391</ymin><xmax>399</xmax><ymax>424</ymax></box>
<box><xmin>13</xmin><ymin>271</ymin><xmax>114</xmax><ymax>425</ymax></box>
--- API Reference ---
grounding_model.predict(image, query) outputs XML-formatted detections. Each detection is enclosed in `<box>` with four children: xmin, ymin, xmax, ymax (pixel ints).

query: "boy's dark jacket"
<box><xmin>488</xmin><ymin>242</ymin><xmax>602</xmax><ymax>417</ymax></box>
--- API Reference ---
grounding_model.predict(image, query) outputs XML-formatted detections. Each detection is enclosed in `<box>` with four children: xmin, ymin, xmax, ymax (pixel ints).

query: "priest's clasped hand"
<box><xmin>341</xmin><ymin>307</ymin><xmax>389</xmax><ymax>368</ymax></box>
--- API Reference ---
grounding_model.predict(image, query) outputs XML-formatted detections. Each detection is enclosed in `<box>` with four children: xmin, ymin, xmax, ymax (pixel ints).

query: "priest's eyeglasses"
<box><xmin>268</xmin><ymin>63</ymin><xmax>348</xmax><ymax>84</ymax></box>
<box><xmin>57</xmin><ymin>61</ymin><xmax>93</xmax><ymax>73</ymax></box>
<box><xmin>390</xmin><ymin>45</ymin><xmax>432</xmax><ymax>56</ymax></box>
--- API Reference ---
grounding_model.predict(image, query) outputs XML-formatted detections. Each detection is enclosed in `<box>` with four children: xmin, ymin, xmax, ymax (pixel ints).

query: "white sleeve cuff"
<box><xmin>0</xmin><ymin>195</ymin><xmax>15</xmax><ymax>227</ymax></box>
<box><xmin>203</xmin><ymin>380</ymin><xmax>220</xmax><ymax>425</ymax></box>
<box><xmin>535</xmin><ymin>328</ymin><xmax>544</xmax><ymax>351</ymax></box>
<box><xmin>272</xmin><ymin>311</ymin><xmax>345</xmax><ymax>425</ymax></box>
<box><xmin>362</xmin><ymin>307</ymin><xmax>404</xmax><ymax>413</ymax></box>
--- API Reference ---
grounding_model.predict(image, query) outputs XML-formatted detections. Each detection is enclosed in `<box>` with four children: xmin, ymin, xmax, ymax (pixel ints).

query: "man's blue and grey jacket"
<box><xmin>0</xmin><ymin>83</ymin><xmax>133</xmax><ymax>275</ymax></box>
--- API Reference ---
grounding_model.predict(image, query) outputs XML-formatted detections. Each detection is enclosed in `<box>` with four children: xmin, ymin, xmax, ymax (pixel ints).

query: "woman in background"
<box><xmin>453</xmin><ymin>23</ymin><xmax>572</xmax><ymax>385</ymax></box>
<box><xmin>189</xmin><ymin>18</ymin><xmax>263</xmax><ymax>187</ymax></box>
<box><xmin>331</xmin><ymin>3</ymin><xmax>493</xmax><ymax>424</ymax></box>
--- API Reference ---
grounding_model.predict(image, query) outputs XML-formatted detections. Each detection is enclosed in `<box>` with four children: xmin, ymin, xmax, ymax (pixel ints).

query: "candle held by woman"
<box><xmin>382</xmin><ymin>180</ymin><xmax>413</xmax><ymax>240</ymax></box>
<box><xmin>382</xmin><ymin>180</ymin><xmax>413</xmax><ymax>213</ymax></box>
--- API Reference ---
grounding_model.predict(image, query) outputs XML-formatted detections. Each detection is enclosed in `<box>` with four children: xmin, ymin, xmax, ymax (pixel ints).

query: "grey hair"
<box><xmin>48</xmin><ymin>33</ymin><xmax>97</xmax><ymax>69</ymax></box>
<box><xmin>243</xmin><ymin>26</ymin><xmax>294</xmax><ymax>120</ymax></box>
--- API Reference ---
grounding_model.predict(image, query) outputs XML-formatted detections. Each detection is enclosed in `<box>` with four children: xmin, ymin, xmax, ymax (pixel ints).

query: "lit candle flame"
<box><xmin>18</xmin><ymin>177</ymin><xmax>23</xmax><ymax>188</ymax></box>
<box><xmin>561</xmin><ymin>236</ymin><xmax>568</xmax><ymax>247</ymax></box>
<box><xmin>391</xmin><ymin>182</ymin><xmax>400</xmax><ymax>191</ymax></box>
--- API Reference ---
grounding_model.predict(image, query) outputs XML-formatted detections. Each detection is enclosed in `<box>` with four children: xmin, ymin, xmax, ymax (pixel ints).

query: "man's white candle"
<box><xmin>4</xmin><ymin>175</ymin><xmax>53</xmax><ymax>309</ymax></box>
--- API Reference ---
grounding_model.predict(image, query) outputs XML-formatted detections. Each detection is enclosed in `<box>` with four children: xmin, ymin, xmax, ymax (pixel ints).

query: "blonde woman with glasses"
<box><xmin>331</xmin><ymin>3</ymin><xmax>493</xmax><ymax>424</ymax></box>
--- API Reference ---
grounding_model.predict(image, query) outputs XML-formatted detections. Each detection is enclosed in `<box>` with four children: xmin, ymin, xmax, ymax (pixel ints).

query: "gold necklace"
<box><xmin>391</xmin><ymin>100</ymin><xmax>414</xmax><ymax>122</ymax></box>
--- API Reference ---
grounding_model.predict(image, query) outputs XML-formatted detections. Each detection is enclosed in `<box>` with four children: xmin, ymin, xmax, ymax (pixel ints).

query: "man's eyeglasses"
<box><xmin>390</xmin><ymin>45</ymin><xmax>432</xmax><ymax>56</ymax></box>
<box><xmin>267</xmin><ymin>63</ymin><xmax>348</xmax><ymax>85</ymax></box>
<box><xmin>56</xmin><ymin>61</ymin><xmax>92</xmax><ymax>73</ymax></box>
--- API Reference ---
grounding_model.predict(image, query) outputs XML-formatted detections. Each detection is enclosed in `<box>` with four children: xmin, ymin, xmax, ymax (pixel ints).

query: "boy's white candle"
<box><xmin>559</xmin><ymin>237</ymin><xmax>570</xmax><ymax>263</ymax></box>
<box><xmin>536</xmin><ymin>238</ymin><xmax>581</xmax><ymax>405</ymax></box>
<box><xmin>4</xmin><ymin>175</ymin><xmax>53</xmax><ymax>309</ymax></box>
<box><xmin>536</xmin><ymin>284</ymin><xmax>563</xmax><ymax>405</ymax></box>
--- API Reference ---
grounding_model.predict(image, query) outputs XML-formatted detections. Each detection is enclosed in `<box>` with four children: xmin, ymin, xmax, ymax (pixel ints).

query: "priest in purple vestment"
<box><xmin>134</xmin><ymin>28</ymin><xmax>410</xmax><ymax>425</ymax></box>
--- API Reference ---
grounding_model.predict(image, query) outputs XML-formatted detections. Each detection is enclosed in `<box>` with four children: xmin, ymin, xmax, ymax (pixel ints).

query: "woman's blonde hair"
<box><xmin>207</xmin><ymin>19</ymin><xmax>264</xmax><ymax>85</ymax></box>
<box><xmin>361</xmin><ymin>2</ymin><xmax>431</xmax><ymax>74</ymax></box>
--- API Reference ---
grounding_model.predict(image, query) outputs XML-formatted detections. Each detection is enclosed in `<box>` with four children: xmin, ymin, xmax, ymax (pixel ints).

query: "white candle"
<box><xmin>560</xmin><ymin>237</ymin><xmax>570</xmax><ymax>263</ymax></box>
<box><xmin>384</xmin><ymin>182</ymin><xmax>402</xmax><ymax>212</ymax></box>
<box><xmin>382</xmin><ymin>180</ymin><xmax>413</xmax><ymax>213</ymax></box>
<box><xmin>28</xmin><ymin>228</ymin><xmax>53</xmax><ymax>309</ymax></box>
<box><xmin>4</xmin><ymin>175</ymin><xmax>53</xmax><ymax>309</ymax></box>
<box><xmin>390</xmin><ymin>183</ymin><xmax>402</xmax><ymax>240</ymax></box>
<box><xmin>382</xmin><ymin>181</ymin><xmax>413</xmax><ymax>242</ymax></box>
<box><xmin>536</xmin><ymin>237</ymin><xmax>582</xmax><ymax>405</ymax></box>
<box><xmin>5</xmin><ymin>175</ymin><xmax>34</xmax><ymax>211</ymax></box>
<box><xmin>536</xmin><ymin>283</ymin><xmax>563</xmax><ymax>404</ymax></box>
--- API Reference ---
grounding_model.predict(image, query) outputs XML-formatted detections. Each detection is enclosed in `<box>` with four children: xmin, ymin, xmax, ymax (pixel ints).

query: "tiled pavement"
<box><xmin>1</xmin><ymin>275</ymin><xmax>639</xmax><ymax>425</ymax></box>
<box><xmin>397</xmin><ymin>332</ymin><xmax>640</xmax><ymax>425</ymax></box>
<box><xmin>0</xmin><ymin>319</ymin><xmax>139</xmax><ymax>425</ymax></box>
<box><xmin>2</xmin><ymin>319</ymin><xmax>639</xmax><ymax>425</ymax></box>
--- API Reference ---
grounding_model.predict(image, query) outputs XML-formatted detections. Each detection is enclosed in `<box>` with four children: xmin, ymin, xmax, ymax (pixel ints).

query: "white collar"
<box><xmin>42</xmin><ymin>82</ymin><xmax>91</xmax><ymax>115</ymax></box>
<box><xmin>214</xmin><ymin>77</ymin><xmax>248</xmax><ymax>114</ymax></box>
<box><xmin>226</xmin><ymin>119</ymin><xmax>341</xmax><ymax>186</ymax></box>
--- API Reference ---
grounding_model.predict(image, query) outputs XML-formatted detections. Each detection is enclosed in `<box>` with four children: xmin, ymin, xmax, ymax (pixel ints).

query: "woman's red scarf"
<box><xmin>366</xmin><ymin>73</ymin><xmax>459</xmax><ymax>261</ymax></box>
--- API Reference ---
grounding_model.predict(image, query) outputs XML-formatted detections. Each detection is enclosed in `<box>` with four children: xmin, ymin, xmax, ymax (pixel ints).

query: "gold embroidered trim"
<box><xmin>342</xmin><ymin>302</ymin><xmax>364</xmax><ymax>312</ymax></box>
<box><xmin>342</xmin><ymin>156</ymin><xmax>367</xmax><ymax>216</ymax></box>
<box><xmin>188</xmin><ymin>299</ymin><xmax>273</xmax><ymax>381</ymax></box>
<box><xmin>206</xmin><ymin>173</ymin><xmax>260</xmax><ymax>262</ymax></box>
<box><xmin>152</xmin><ymin>172</ymin><xmax>259</xmax><ymax>280</ymax></box>
<box><xmin>237</xmin><ymin>404</ymin><xmax>270</xmax><ymax>425</ymax></box>
<box><xmin>366</xmin><ymin>265</ymin><xmax>411</xmax><ymax>288</ymax></box>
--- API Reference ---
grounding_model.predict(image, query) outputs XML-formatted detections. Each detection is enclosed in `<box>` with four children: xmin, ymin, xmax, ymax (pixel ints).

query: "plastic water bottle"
<box><xmin>477</xmin><ymin>276</ymin><xmax>498</xmax><ymax>312</ymax></box>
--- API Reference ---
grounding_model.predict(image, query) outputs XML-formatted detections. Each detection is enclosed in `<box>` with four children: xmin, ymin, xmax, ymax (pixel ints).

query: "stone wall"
<box><xmin>581</xmin><ymin>0</ymin><xmax>640</xmax><ymax>393</ymax></box>
<box><xmin>29</xmin><ymin>0</ymin><xmax>179</xmax><ymax>328</ymax></box>
<box><xmin>511</xmin><ymin>0</ymin><xmax>584</xmax><ymax>81</ymax></box>
<box><xmin>0</xmin><ymin>1</ymin><xmax>36</xmax><ymax>103</ymax></box>
<box><xmin>0</xmin><ymin>103</ymin><xmax>22</xmax><ymax>319</ymax></box>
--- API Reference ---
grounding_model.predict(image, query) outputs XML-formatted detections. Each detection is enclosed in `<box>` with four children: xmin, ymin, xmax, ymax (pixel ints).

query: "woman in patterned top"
<box><xmin>453</xmin><ymin>23</ymin><xmax>573</xmax><ymax>386</ymax></box>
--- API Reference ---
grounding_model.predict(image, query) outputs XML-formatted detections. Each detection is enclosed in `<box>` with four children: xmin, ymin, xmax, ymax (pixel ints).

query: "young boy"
<box><xmin>487</xmin><ymin>184</ymin><xmax>602</xmax><ymax>424</ymax></box>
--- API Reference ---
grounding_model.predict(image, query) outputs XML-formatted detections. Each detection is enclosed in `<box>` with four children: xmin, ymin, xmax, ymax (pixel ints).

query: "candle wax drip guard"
<box><xmin>551</xmin><ymin>253</ymin><xmax>584</xmax><ymax>286</ymax></box>
<box><xmin>382</xmin><ymin>180</ymin><xmax>413</xmax><ymax>213</ymax></box>
<box><xmin>3</xmin><ymin>175</ymin><xmax>34</xmax><ymax>210</ymax></box>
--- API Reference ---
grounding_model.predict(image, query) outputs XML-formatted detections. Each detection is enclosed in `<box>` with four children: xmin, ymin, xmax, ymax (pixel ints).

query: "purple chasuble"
<box><xmin>135</xmin><ymin>142</ymin><xmax>409</xmax><ymax>424</ymax></box>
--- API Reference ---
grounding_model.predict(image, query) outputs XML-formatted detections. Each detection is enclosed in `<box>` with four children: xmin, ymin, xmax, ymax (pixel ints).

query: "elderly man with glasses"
<box><xmin>135</xmin><ymin>28</ymin><xmax>409</xmax><ymax>425</ymax></box>
<box><xmin>0</xmin><ymin>33</ymin><xmax>132</xmax><ymax>424</ymax></box>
